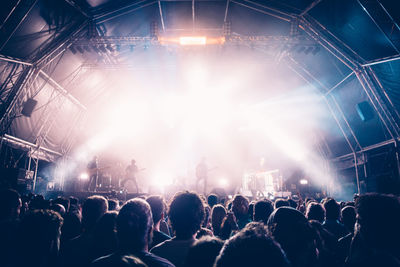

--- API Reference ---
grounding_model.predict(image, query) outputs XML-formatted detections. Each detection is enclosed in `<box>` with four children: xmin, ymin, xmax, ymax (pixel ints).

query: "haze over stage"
<box><xmin>0</xmin><ymin>0</ymin><xmax>400</xmax><ymax>198</ymax></box>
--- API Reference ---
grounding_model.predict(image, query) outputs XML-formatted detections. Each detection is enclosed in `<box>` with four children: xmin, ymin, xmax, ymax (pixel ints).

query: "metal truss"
<box><xmin>0</xmin><ymin>0</ymin><xmax>39</xmax><ymax>51</ymax></box>
<box><xmin>357</xmin><ymin>0</ymin><xmax>400</xmax><ymax>54</ymax></box>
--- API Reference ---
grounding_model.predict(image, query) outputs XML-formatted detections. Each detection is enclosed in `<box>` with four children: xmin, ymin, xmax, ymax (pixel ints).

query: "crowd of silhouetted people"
<box><xmin>0</xmin><ymin>187</ymin><xmax>399</xmax><ymax>267</ymax></box>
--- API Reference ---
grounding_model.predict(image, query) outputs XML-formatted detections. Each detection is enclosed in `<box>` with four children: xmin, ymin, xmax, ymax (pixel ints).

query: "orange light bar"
<box><xmin>159</xmin><ymin>36</ymin><xmax>225</xmax><ymax>46</ymax></box>
<box><xmin>179</xmin><ymin>36</ymin><xmax>207</xmax><ymax>45</ymax></box>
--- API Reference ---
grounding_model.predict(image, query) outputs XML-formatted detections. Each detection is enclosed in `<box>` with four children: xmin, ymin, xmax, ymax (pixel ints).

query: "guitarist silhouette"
<box><xmin>121</xmin><ymin>159</ymin><xmax>143</xmax><ymax>193</ymax></box>
<box><xmin>87</xmin><ymin>155</ymin><xmax>99</xmax><ymax>192</ymax></box>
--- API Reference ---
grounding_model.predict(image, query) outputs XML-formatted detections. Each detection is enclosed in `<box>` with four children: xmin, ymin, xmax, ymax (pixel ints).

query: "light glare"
<box><xmin>80</xmin><ymin>173</ymin><xmax>89</xmax><ymax>180</ymax></box>
<box><xmin>179</xmin><ymin>36</ymin><xmax>207</xmax><ymax>46</ymax></box>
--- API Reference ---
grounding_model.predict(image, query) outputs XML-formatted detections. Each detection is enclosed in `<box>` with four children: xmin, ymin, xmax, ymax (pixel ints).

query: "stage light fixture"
<box><xmin>80</xmin><ymin>173</ymin><xmax>89</xmax><ymax>180</ymax></box>
<box><xmin>300</xmin><ymin>179</ymin><xmax>308</xmax><ymax>185</ymax></box>
<box><xmin>179</xmin><ymin>36</ymin><xmax>207</xmax><ymax>46</ymax></box>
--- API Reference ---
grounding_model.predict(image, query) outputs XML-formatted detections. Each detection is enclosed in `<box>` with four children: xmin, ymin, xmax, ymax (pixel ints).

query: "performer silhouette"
<box><xmin>121</xmin><ymin>159</ymin><xmax>140</xmax><ymax>193</ymax></box>
<box><xmin>87</xmin><ymin>155</ymin><xmax>98</xmax><ymax>192</ymax></box>
<box><xmin>196</xmin><ymin>158</ymin><xmax>208</xmax><ymax>194</ymax></box>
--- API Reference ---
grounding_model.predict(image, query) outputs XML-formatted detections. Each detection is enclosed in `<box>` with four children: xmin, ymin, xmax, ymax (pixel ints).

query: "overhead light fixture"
<box><xmin>158</xmin><ymin>36</ymin><xmax>225</xmax><ymax>46</ymax></box>
<box><xmin>179</xmin><ymin>36</ymin><xmax>207</xmax><ymax>46</ymax></box>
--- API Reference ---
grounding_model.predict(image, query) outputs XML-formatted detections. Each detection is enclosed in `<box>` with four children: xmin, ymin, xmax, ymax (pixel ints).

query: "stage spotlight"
<box><xmin>179</xmin><ymin>36</ymin><xmax>207</xmax><ymax>46</ymax></box>
<box><xmin>80</xmin><ymin>173</ymin><xmax>89</xmax><ymax>180</ymax></box>
<box><xmin>218</xmin><ymin>178</ymin><xmax>229</xmax><ymax>187</ymax></box>
<box><xmin>300</xmin><ymin>179</ymin><xmax>308</xmax><ymax>185</ymax></box>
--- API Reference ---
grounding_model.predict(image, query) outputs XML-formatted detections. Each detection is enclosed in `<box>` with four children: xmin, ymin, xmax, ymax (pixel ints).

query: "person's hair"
<box><xmin>50</xmin><ymin>203</ymin><xmax>66</xmax><ymax>216</ymax></box>
<box><xmin>52</xmin><ymin>197</ymin><xmax>70</xmax><ymax>213</ymax></box>
<box><xmin>287</xmin><ymin>199</ymin><xmax>297</xmax><ymax>209</ymax></box>
<box><xmin>93</xmin><ymin>211</ymin><xmax>118</xmax><ymax>257</ymax></box>
<box><xmin>117</xmin><ymin>198</ymin><xmax>153</xmax><ymax>251</ymax></box>
<box><xmin>17</xmin><ymin>209</ymin><xmax>63</xmax><ymax>265</ymax></box>
<box><xmin>341</xmin><ymin>205</ymin><xmax>356</xmax><ymax>232</ymax></box>
<box><xmin>306</xmin><ymin>202</ymin><xmax>325</xmax><ymax>223</ymax></box>
<box><xmin>232</xmin><ymin>194</ymin><xmax>249</xmax><ymax>217</ymax></box>
<box><xmin>215</xmin><ymin>222</ymin><xmax>290</xmax><ymax>267</ymax></box>
<box><xmin>323</xmin><ymin>198</ymin><xmax>340</xmax><ymax>220</ymax></box>
<box><xmin>82</xmin><ymin>195</ymin><xmax>108</xmax><ymax>230</ymax></box>
<box><xmin>355</xmin><ymin>193</ymin><xmax>400</xmax><ymax>255</ymax></box>
<box><xmin>108</xmin><ymin>199</ymin><xmax>119</xmax><ymax>211</ymax></box>
<box><xmin>146</xmin><ymin>195</ymin><xmax>166</xmax><ymax>225</ymax></box>
<box><xmin>203</xmin><ymin>205</ymin><xmax>211</xmax><ymax>228</ymax></box>
<box><xmin>211</xmin><ymin>204</ymin><xmax>227</xmax><ymax>237</ymax></box>
<box><xmin>267</xmin><ymin>207</ymin><xmax>316</xmax><ymax>267</ymax></box>
<box><xmin>0</xmin><ymin>189</ymin><xmax>21</xmax><ymax>220</ymax></box>
<box><xmin>184</xmin><ymin>236</ymin><xmax>224</xmax><ymax>267</ymax></box>
<box><xmin>254</xmin><ymin>199</ymin><xmax>274</xmax><ymax>224</ymax></box>
<box><xmin>168</xmin><ymin>191</ymin><xmax>205</xmax><ymax>239</ymax></box>
<box><xmin>207</xmin><ymin>194</ymin><xmax>218</xmax><ymax>208</ymax></box>
<box><xmin>92</xmin><ymin>254</ymin><xmax>147</xmax><ymax>267</ymax></box>
<box><xmin>274</xmin><ymin>199</ymin><xmax>289</xmax><ymax>209</ymax></box>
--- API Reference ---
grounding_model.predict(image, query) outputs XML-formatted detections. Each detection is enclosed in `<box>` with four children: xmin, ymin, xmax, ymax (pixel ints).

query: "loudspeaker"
<box><xmin>356</xmin><ymin>101</ymin><xmax>374</xmax><ymax>122</ymax></box>
<box><xmin>21</xmin><ymin>98</ymin><xmax>38</xmax><ymax>117</ymax></box>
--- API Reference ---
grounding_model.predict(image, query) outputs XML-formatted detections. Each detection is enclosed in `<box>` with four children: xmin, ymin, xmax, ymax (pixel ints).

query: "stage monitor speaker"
<box><xmin>21</xmin><ymin>98</ymin><xmax>38</xmax><ymax>117</ymax></box>
<box><xmin>356</xmin><ymin>101</ymin><xmax>374</xmax><ymax>122</ymax></box>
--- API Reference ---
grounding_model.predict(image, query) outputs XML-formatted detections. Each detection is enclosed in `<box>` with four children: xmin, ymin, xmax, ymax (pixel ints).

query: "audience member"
<box><xmin>60</xmin><ymin>195</ymin><xmax>108</xmax><ymax>267</ymax></box>
<box><xmin>231</xmin><ymin>194</ymin><xmax>251</xmax><ymax>230</ymax></box>
<box><xmin>92</xmin><ymin>211</ymin><xmax>118</xmax><ymax>259</ymax></box>
<box><xmin>268</xmin><ymin>207</ymin><xmax>317</xmax><ymax>267</ymax></box>
<box><xmin>215</xmin><ymin>222</ymin><xmax>290</xmax><ymax>267</ymax></box>
<box><xmin>151</xmin><ymin>191</ymin><xmax>205</xmax><ymax>267</ymax></box>
<box><xmin>50</xmin><ymin>203</ymin><xmax>66</xmax><ymax>216</ymax></box>
<box><xmin>274</xmin><ymin>198</ymin><xmax>290</xmax><ymax>209</ymax></box>
<box><xmin>92</xmin><ymin>198</ymin><xmax>174</xmax><ymax>267</ymax></box>
<box><xmin>341</xmin><ymin>206</ymin><xmax>356</xmax><ymax>233</ymax></box>
<box><xmin>323</xmin><ymin>198</ymin><xmax>348</xmax><ymax>240</ymax></box>
<box><xmin>253</xmin><ymin>199</ymin><xmax>274</xmax><ymax>224</ymax></box>
<box><xmin>146</xmin><ymin>195</ymin><xmax>171</xmax><ymax>248</ymax></box>
<box><xmin>346</xmin><ymin>193</ymin><xmax>400</xmax><ymax>266</ymax></box>
<box><xmin>92</xmin><ymin>255</ymin><xmax>147</xmax><ymax>267</ymax></box>
<box><xmin>108</xmin><ymin>199</ymin><xmax>120</xmax><ymax>211</ymax></box>
<box><xmin>207</xmin><ymin>194</ymin><xmax>218</xmax><ymax>208</ymax></box>
<box><xmin>211</xmin><ymin>204</ymin><xmax>226</xmax><ymax>237</ymax></box>
<box><xmin>306</xmin><ymin>202</ymin><xmax>325</xmax><ymax>223</ymax></box>
<box><xmin>15</xmin><ymin>209</ymin><xmax>63</xmax><ymax>267</ymax></box>
<box><xmin>0</xmin><ymin>189</ymin><xmax>22</xmax><ymax>267</ymax></box>
<box><xmin>184</xmin><ymin>236</ymin><xmax>224</xmax><ymax>267</ymax></box>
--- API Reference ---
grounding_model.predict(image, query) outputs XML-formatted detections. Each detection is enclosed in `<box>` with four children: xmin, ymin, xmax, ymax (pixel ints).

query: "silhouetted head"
<box><xmin>268</xmin><ymin>207</ymin><xmax>317</xmax><ymax>267</ymax></box>
<box><xmin>82</xmin><ymin>195</ymin><xmax>108</xmax><ymax>231</ymax></box>
<box><xmin>341</xmin><ymin>206</ymin><xmax>356</xmax><ymax>233</ymax></box>
<box><xmin>324</xmin><ymin>198</ymin><xmax>341</xmax><ymax>221</ymax></box>
<box><xmin>215</xmin><ymin>222</ymin><xmax>290</xmax><ymax>267</ymax></box>
<box><xmin>18</xmin><ymin>209</ymin><xmax>63</xmax><ymax>266</ymax></box>
<box><xmin>117</xmin><ymin>198</ymin><xmax>153</xmax><ymax>252</ymax></box>
<box><xmin>0</xmin><ymin>189</ymin><xmax>21</xmax><ymax>221</ymax></box>
<box><xmin>232</xmin><ymin>194</ymin><xmax>249</xmax><ymax>218</ymax></box>
<box><xmin>146</xmin><ymin>195</ymin><xmax>166</xmax><ymax>225</ymax></box>
<box><xmin>168</xmin><ymin>191</ymin><xmax>205</xmax><ymax>239</ymax></box>
<box><xmin>211</xmin><ymin>204</ymin><xmax>227</xmax><ymax>236</ymax></box>
<box><xmin>355</xmin><ymin>193</ymin><xmax>400</xmax><ymax>256</ymax></box>
<box><xmin>207</xmin><ymin>194</ymin><xmax>218</xmax><ymax>208</ymax></box>
<box><xmin>274</xmin><ymin>199</ymin><xmax>289</xmax><ymax>209</ymax></box>
<box><xmin>253</xmin><ymin>199</ymin><xmax>273</xmax><ymax>224</ymax></box>
<box><xmin>306</xmin><ymin>202</ymin><xmax>325</xmax><ymax>223</ymax></box>
<box><xmin>184</xmin><ymin>236</ymin><xmax>224</xmax><ymax>267</ymax></box>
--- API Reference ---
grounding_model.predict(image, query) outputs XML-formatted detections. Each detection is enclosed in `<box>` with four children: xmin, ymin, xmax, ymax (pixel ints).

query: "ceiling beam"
<box><xmin>158</xmin><ymin>1</ymin><xmax>165</xmax><ymax>32</ymax></box>
<box><xmin>300</xmin><ymin>0</ymin><xmax>322</xmax><ymax>16</ymax></box>
<box><xmin>0</xmin><ymin>0</ymin><xmax>38</xmax><ymax>51</ymax></box>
